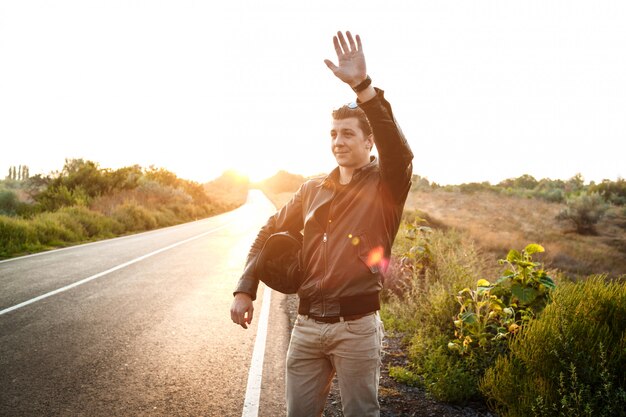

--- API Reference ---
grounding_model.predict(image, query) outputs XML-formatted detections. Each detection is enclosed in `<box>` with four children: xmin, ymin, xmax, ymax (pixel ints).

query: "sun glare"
<box><xmin>231</xmin><ymin>165</ymin><xmax>278</xmax><ymax>183</ymax></box>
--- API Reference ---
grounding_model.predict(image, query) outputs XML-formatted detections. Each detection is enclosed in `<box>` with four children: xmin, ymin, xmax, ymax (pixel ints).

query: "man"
<box><xmin>230</xmin><ymin>31</ymin><xmax>413</xmax><ymax>417</ymax></box>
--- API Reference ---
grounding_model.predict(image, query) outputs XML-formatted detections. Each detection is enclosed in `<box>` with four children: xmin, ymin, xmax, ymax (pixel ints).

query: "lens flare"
<box><xmin>366</xmin><ymin>246</ymin><xmax>386</xmax><ymax>269</ymax></box>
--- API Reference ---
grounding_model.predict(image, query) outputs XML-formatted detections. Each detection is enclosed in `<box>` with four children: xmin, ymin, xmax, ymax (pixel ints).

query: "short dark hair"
<box><xmin>332</xmin><ymin>104</ymin><xmax>372</xmax><ymax>137</ymax></box>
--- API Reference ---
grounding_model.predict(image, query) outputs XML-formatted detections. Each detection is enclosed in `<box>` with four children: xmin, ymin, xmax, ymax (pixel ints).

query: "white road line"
<box><xmin>242</xmin><ymin>284</ymin><xmax>272</xmax><ymax>417</ymax></box>
<box><xmin>0</xmin><ymin>222</ymin><xmax>232</xmax><ymax>316</ymax></box>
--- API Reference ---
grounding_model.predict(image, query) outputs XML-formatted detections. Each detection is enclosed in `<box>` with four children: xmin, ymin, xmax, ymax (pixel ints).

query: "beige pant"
<box><xmin>285</xmin><ymin>312</ymin><xmax>384</xmax><ymax>417</ymax></box>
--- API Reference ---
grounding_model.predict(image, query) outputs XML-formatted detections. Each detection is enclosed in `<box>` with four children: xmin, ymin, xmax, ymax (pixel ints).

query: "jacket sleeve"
<box><xmin>359</xmin><ymin>88</ymin><xmax>414</xmax><ymax>204</ymax></box>
<box><xmin>233</xmin><ymin>185</ymin><xmax>305</xmax><ymax>300</ymax></box>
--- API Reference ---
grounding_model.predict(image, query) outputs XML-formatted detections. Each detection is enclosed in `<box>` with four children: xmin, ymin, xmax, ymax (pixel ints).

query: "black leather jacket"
<box><xmin>235</xmin><ymin>88</ymin><xmax>414</xmax><ymax>317</ymax></box>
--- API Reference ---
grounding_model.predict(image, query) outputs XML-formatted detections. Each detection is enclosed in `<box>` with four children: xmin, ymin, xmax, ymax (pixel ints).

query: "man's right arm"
<box><xmin>230</xmin><ymin>185</ymin><xmax>305</xmax><ymax>329</ymax></box>
<box><xmin>234</xmin><ymin>185</ymin><xmax>305</xmax><ymax>299</ymax></box>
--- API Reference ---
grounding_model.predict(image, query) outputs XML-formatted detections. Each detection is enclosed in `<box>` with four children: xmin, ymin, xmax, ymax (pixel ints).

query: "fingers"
<box><xmin>324</xmin><ymin>59</ymin><xmax>338</xmax><ymax>73</ymax></box>
<box><xmin>346</xmin><ymin>31</ymin><xmax>357</xmax><ymax>51</ymax></box>
<box><xmin>230</xmin><ymin>299</ymin><xmax>254</xmax><ymax>329</ymax></box>
<box><xmin>236</xmin><ymin>310</ymin><xmax>251</xmax><ymax>329</ymax></box>
<box><xmin>333</xmin><ymin>35</ymin><xmax>342</xmax><ymax>57</ymax></box>
<box><xmin>337</xmin><ymin>31</ymin><xmax>350</xmax><ymax>54</ymax></box>
<box><xmin>335</xmin><ymin>31</ymin><xmax>360</xmax><ymax>55</ymax></box>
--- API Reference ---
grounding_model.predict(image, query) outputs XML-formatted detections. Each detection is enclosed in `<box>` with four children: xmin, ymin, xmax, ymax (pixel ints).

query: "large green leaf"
<box><xmin>524</xmin><ymin>243</ymin><xmax>545</xmax><ymax>255</ymax></box>
<box><xmin>460</xmin><ymin>311</ymin><xmax>477</xmax><ymax>324</ymax></box>
<box><xmin>511</xmin><ymin>283</ymin><xmax>539</xmax><ymax>305</ymax></box>
<box><xmin>506</xmin><ymin>249</ymin><xmax>521</xmax><ymax>263</ymax></box>
<box><xmin>538</xmin><ymin>276</ymin><xmax>556</xmax><ymax>289</ymax></box>
<box><xmin>477</xmin><ymin>279</ymin><xmax>491</xmax><ymax>287</ymax></box>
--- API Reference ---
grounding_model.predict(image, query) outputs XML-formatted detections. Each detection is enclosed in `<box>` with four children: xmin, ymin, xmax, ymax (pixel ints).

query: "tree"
<box><xmin>556</xmin><ymin>192</ymin><xmax>609</xmax><ymax>234</ymax></box>
<box><xmin>497</xmin><ymin>174</ymin><xmax>538</xmax><ymax>190</ymax></box>
<box><xmin>565</xmin><ymin>173</ymin><xmax>585</xmax><ymax>193</ymax></box>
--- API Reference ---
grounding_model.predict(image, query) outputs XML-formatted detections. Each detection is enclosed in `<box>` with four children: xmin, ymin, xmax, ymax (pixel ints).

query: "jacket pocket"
<box><xmin>355</xmin><ymin>232</ymin><xmax>380</xmax><ymax>274</ymax></box>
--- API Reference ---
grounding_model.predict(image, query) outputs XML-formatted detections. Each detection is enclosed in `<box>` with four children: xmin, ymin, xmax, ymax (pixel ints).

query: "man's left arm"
<box><xmin>359</xmin><ymin>88</ymin><xmax>414</xmax><ymax>204</ymax></box>
<box><xmin>324</xmin><ymin>31</ymin><xmax>414</xmax><ymax>203</ymax></box>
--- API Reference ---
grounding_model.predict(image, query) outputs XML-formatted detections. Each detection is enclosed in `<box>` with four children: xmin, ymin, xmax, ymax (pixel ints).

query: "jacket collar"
<box><xmin>318</xmin><ymin>156</ymin><xmax>378</xmax><ymax>189</ymax></box>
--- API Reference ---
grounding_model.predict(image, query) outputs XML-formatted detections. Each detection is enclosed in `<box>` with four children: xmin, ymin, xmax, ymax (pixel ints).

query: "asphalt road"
<box><xmin>0</xmin><ymin>190</ymin><xmax>291</xmax><ymax>417</ymax></box>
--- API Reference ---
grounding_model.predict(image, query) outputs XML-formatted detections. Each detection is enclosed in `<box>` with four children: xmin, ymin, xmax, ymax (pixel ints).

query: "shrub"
<box><xmin>456</xmin><ymin>182</ymin><xmax>496</xmax><ymax>194</ymax></box>
<box><xmin>533</xmin><ymin>187</ymin><xmax>565</xmax><ymax>203</ymax></box>
<box><xmin>480</xmin><ymin>276</ymin><xmax>626</xmax><ymax>417</ymax></box>
<box><xmin>112</xmin><ymin>202</ymin><xmax>157</xmax><ymax>232</ymax></box>
<box><xmin>556</xmin><ymin>192</ymin><xmax>609</xmax><ymax>234</ymax></box>
<box><xmin>0</xmin><ymin>215</ymin><xmax>38</xmax><ymax>256</ymax></box>
<box><xmin>36</xmin><ymin>185</ymin><xmax>91</xmax><ymax>211</ymax></box>
<box><xmin>498</xmin><ymin>174</ymin><xmax>539</xmax><ymax>190</ymax></box>
<box><xmin>0</xmin><ymin>189</ymin><xmax>21</xmax><ymax>215</ymax></box>
<box><xmin>416</xmin><ymin>339</ymin><xmax>479</xmax><ymax>401</ymax></box>
<box><xmin>57</xmin><ymin>206</ymin><xmax>121</xmax><ymax>237</ymax></box>
<box><xmin>445</xmin><ymin>245</ymin><xmax>555</xmax><ymax>403</ymax></box>
<box><xmin>382</xmin><ymin>218</ymin><xmax>497</xmax><ymax>402</ymax></box>
<box><xmin>31</xmin><ymin>213</ymin><xmax>81</xmax><ymax>245</ymax></box>
<box><xmin>152</xmin><ymin>208</ymin><xmax>178</xmax><ymax>227</ymax></box>
<box><xmin>590</xmin><ymin>178</ymin><xmax>626</xmax><ymax>205</ymax></box>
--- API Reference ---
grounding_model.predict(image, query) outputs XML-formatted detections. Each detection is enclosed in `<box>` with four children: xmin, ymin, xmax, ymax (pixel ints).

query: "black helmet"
<box><xmin>255</xmin><ymin>231</ymin><xmax>303</xmax><ymax>294</ymax></box>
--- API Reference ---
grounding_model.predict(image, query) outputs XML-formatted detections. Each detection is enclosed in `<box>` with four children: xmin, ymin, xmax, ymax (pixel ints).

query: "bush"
<box><xmin>56</xmin><ymin>206</ymin><xmax>122</xmax><ymax>237</ymax></box>
<box><xmin>590</xmin><ymin>178</ymin><xmax>626</xmax><ymax>205</ymax></box>
<box><xmin>533</xmin><ymin>187</ymin><xmax>565</xmax><ymax>203</ymax></box>
<box><xmin>0</xmin><ymin>189</ymin><xmax>22</xmax><ymax>215</ymax></box>
<box><xmin>498</xmin><ymin>174</ymin><xmax>539</xmax><ymax>190</ymax></box>
<box><xmin>152</xmin><ymin>208</ymin><xmax>178</xmax><ymax>227</ymax></box>
<box><xmin>556</xmin><ymin>192</ymin><xmax>609</xmax><ymax>234</ymax></box>
<box><xmin>480</xmin><ymin>276</ymin><xmax>626</xmax><ymax>417</ymax></box>
<box><xmin>112</xmin><ymin>202</ymin><xmax>157</xmax><ymax>232</ymax></box>
<box><xmin>444</xmin><ymin>245</ymin><xmax>555</xmax><ymax>403</ymax></box>
<box><xmin>416</xmin><ymin>339</ymin><xmax>479</xmax><ymax>401</ymax></box>
<box><xmin>0</xmin><ymin>215</ymin><xmax>38</xmax><ymax>256</ymax></box>
<box><xmin>30</xmin><ymin>213</ymin><xmax>82</xmax><ymax>245</ymax></box>
<box><xmin>457</xmin><ymin>182</ymin><xmax>496</xmax><ymax>194</ymax></box>
<box><xmin>382</xmin><ymin>219</ymin><xmax>497</xmax><ymax>402</ymax></box>
<box><xmin>36</xmin><ymin>185</ymin><xmax>91</xmax><ymax>211</ymax></box>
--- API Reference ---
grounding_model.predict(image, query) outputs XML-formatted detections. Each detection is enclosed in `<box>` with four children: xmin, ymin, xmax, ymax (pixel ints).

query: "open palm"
<box><xmin>324</xmin><ymin>31</ymin><xmax>367</xmax><ymax>87</ymax></box>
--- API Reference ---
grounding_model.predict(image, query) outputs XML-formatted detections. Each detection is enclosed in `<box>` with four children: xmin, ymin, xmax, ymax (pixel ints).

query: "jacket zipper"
<box><xmin>320</xmin><ymin>185</ymin><xmax>336</xmax><ymax>317</ymax></box>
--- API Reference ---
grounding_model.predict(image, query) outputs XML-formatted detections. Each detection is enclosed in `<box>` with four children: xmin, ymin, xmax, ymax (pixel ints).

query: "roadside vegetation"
<box><xmin>259</xmin><ymin>171</ymin><xmax>626</xmax><ymax>416</ymax></box>
<box><xmin>0</xmin><ymin>160</ymin><xmax>248</xmax><ymax>259</ymax></box>
<box><xmin>382</xmin><ymin>173</ymin><xmax>626</xmax><ymax>416</ymax></box>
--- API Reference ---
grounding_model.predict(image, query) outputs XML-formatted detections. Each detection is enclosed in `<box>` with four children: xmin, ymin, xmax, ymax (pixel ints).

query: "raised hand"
<box><xmin>324</xmin><ymin>31</ymin><xmax>367</xmax><ymax>88</ymax></box>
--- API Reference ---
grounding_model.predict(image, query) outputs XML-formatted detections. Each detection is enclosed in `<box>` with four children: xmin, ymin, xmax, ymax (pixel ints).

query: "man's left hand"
<box><xmin>324</xmin><ymin>31</ymin><xmax>367</xmax><ymax>88</ymax></box>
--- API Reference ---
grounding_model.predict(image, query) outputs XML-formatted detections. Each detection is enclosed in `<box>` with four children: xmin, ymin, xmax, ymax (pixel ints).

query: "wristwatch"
<box><xmin>351</xmin><ymin>75</ymin><xmax>372</xmax><ymax>93</ymax></box>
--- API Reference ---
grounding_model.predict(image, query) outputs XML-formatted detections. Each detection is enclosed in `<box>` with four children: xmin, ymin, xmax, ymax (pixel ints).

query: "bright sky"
<box><xmin>1</xmin><ymin>1</ymin><xmax>625</xmax><ymax>185</ymax></box>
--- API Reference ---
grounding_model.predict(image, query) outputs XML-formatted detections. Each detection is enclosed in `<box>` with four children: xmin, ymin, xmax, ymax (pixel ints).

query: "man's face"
<box><xmin>330</xmin><ymin>117</ymin><xmax>373</xmax><ymax>169</ymax></box>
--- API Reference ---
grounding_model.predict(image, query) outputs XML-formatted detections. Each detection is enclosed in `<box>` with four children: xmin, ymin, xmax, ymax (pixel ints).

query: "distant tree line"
<box><xmin>410</xmin><ymin>173</ymin><xmax>626</xmax><ymax>234</ymax></box>
<box><xmin>6</xmin><ymin>165</ymin><xmax>30</xmax><ymax>181</ymax></box>
<box><xmin>411</xmin><ymin>173</ymin><xmax>626</xmax><ymax>205</ymax></box>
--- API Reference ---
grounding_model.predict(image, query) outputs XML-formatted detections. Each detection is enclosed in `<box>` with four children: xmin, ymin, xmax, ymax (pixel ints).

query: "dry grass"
<box><xmin>406</xmin><ymin>190</ymin><xmax>626</xmax><ymax>278</ymax></box>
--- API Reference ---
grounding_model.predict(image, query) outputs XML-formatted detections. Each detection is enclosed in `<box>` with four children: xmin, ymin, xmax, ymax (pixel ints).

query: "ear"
<box><xmin>366</xmin><ymin>134</ymin><xmax>374</xmax><ymax>151</ymax></box>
